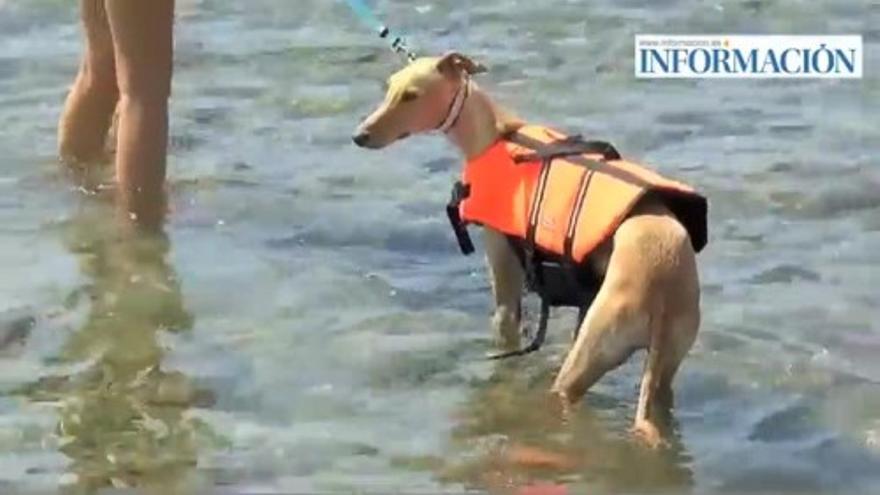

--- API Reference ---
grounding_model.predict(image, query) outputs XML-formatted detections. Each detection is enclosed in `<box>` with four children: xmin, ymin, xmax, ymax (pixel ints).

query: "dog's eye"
<box><xmin>401</xmin><ymin>89</ymin><xmax>420</xmax><ymax>102</ymax></box>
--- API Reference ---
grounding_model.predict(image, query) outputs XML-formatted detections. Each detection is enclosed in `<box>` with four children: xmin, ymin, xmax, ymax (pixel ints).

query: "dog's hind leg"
<box><xmin>634</xmin><ymin>279</ymin><xmax>699</xmax><ymax>447</ymax></box>
<box><xmin>483</xmin><ymin>228</ymin><xmax>525</xmax><ymax>351</ymax></box>
<box><xmin>550</xmin><ymin>285</ymin><xmax>646</xmax><ymax>409</ymax></box>
<box><xmin>638</xmin><ymin>307</ymin><xmax>699</xmax><ymax>438</ymax></box>
<box><xmin>637</xmin><ymin>235</ymin><xmax>700</xmax><ymax>444</ymax></box>
<box><xmin>631</xmin><ymin>315</ymin><xmax>672</xmax><ymax>447</ymax></box>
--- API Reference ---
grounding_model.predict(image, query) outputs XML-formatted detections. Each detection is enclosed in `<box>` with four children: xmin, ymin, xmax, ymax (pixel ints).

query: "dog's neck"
<box><xmin>445</xmin><ymin>82</ymin><xmax>524</xmax><ymax>160</ymax></box>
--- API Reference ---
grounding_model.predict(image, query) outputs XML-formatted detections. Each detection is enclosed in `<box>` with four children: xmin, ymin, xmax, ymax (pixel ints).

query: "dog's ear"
<box><xmin>436</xmin><ymin>51</ymin><xmax>487</xmax><ymax>78</ymax></box>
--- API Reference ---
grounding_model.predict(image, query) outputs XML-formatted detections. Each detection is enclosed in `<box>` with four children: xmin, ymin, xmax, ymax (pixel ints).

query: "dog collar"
<box><xmin>437</xmin><ymin>76</ymin><xmax>471</xmax><ymax>134</ymax></box>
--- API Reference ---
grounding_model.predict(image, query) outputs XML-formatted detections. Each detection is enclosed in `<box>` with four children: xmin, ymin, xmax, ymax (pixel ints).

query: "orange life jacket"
<box><xmin>449</xmin><ymin>125</ymin><xmax>708</xmax><ymax>263</ymax></box>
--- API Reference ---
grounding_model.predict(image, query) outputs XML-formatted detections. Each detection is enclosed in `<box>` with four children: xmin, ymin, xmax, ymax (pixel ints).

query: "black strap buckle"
<box><xmin>447</xmin><ymin>181</ymin><xmax>474</xmax><ymax>255</ymax></box>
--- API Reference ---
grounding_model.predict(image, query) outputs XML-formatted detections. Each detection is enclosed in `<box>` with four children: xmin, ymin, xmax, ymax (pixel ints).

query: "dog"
<box><xmin>353</xmin><ymin>52</ymin><xmax>707</xmax><ymax>447</ymax></box>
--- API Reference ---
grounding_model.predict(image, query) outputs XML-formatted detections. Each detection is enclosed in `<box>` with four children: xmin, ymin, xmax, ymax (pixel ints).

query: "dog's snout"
<box><xmin>352</xmin><ymin>131</ymin><xmax>371</xmax><ymax>148</ymax></box>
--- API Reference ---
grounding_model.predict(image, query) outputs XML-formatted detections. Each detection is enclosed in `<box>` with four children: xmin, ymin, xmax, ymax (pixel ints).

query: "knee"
<box><xmin>80</xmin><ymin>56</ymin><xmax>118</xmax><ymax>95</ymax></box>
<box><xmin>114</xmin><ymin>77</ymin><xmax>170</xmax><ymax>126</ymax></box>
<box><xmin>69</xmin><ymin>47</ymin><xmax>117</xmax><ymax>100</ymax></box>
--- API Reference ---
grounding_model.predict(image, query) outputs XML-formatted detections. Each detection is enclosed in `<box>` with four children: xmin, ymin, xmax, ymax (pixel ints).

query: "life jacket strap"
<box><xmin>563</xmin><ymin>167</ymin><xmax>594</xmax><ymax>261</ymax></box>
<box><xmin>446</xmin><ymin>181</ymin><xmax>474</xmax><ymax>255</ymax></box>
<box><xmin>522</xmin><ymin>158</ymin><xmax>554</xmax><ymax>289</ymax></box>
<box><xmin>507</xmin><ymin>131</ymin><xmax>653</xmax><ymax>189</ymax></box>
<box><xmin>510</xmin><ymin>134</ymin><xmax>622</xmax><ymax>164</ymax></box>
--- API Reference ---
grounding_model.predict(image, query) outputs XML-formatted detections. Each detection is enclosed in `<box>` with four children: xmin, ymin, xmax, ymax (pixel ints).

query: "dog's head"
<box><xmin>352</xmin><ymin>52</ymin><xmax>486</xmax><ymax>149</ymax></box>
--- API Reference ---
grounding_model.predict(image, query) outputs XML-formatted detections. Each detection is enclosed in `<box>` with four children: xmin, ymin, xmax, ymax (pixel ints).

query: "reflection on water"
<box><xmin>430</xmin><ymin>363</ymin><xmax>693</xmax><ymax>494</ymax></box>
<box><xmin>16</xmin><ymin>196</ymin><xmax>213</xmax><ymax>493</ymax></box>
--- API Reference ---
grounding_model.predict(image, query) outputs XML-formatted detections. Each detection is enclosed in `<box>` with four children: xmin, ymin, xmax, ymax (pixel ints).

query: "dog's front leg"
<box><xmin>483</xmin><ymin>228</ymin><xmax>524</xmax><ymax>350</ymax></box>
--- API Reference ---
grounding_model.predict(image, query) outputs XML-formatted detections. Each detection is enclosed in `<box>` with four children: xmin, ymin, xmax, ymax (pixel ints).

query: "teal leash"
<box><xmin>343</xmin><ymin>0</ymin><xmax>417</xmax><ymax>63</ymax></box>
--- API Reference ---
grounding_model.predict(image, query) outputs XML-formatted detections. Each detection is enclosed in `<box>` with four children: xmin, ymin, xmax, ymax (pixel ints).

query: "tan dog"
<box><xmin>353</xmin><ymin>52</ymin><xmax>701</xmax><ymax>447</ymax></box>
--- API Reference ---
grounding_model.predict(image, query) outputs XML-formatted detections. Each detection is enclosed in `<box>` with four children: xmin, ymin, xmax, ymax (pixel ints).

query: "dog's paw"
<box><xmin>631</xmin><ymin>420</ymin><xmax>669</xmax><ymax>450</ymax></box>
<box><xmin>546</xmin><ymin>389</ymin><xmax>577</xmax><ymax>425</ymax></box>
<box><xmin>491</xmin><ymin>313</ymin><xmax>522</xmax><ymax>349</ymax></box>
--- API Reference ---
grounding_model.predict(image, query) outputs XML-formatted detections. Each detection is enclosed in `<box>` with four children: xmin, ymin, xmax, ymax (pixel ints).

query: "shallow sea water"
<box><xmin>0</xmin><ymin>0</ymin><xmax>879</xmax><ymax>493</ymax></box>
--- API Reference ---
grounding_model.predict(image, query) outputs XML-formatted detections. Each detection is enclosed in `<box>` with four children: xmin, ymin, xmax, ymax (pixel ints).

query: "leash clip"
<box><xmin>379</xmin><ymin>26</ymin><xmax>417</xmax><ymax>63</ymax></box>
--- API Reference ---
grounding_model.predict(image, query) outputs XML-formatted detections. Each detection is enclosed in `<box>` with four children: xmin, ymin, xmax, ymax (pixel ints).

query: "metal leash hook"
<box><xmin>378</xmin><ymin>26</ymin><xmax>418</xmax><ymax>63</ymax></box>
<box><xmin>344</xmin><ymin>0</ymin><xmax>418</xmax><ymax>64</ymax></box>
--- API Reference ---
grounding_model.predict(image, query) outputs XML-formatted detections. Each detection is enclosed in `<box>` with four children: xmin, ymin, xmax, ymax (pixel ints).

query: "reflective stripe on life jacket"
<box><xmin>454</xmin><ymin>125</ymin><xmax>708</xmax><ymax>263</ymax></box>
